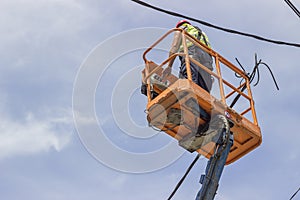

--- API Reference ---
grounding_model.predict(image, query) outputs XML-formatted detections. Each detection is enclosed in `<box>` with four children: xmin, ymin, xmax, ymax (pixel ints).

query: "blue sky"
<box><xmin>1</xmin><ymin>0</ymin><xmax>300</xmax><ymax>199</ymax></box>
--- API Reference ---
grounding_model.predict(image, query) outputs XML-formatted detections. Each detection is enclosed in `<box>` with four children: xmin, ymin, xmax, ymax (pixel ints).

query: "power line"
<box><xmin>284</xmin><ymin>0</ymin><xmax>300</xmax><ymax>18</ymax></box>
<box><xmin>131</xmin><ymin>0</ymin><xmax>300</xmax><ymax>48</ymax></box>
<box><xmin>167</xmin><ymin>154</ymin><xmax>201</xmax><ymax>200</ymax></box>
<box><xmin>290</xmin><ymin>187</ymin><xmax>300</xmax><ymax>200</ymax></box>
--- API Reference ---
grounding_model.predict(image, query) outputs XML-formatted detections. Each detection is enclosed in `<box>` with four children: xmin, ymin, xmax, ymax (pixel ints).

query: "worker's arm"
<box><xmin>162</xmin><ymin>31</ymin><xmax>181</xmax><ymax>78</ymax></box>
<box><xmin>168</xmin><ymin>31</ymin><xmax>181</xmax><ymax>67</ymax></box>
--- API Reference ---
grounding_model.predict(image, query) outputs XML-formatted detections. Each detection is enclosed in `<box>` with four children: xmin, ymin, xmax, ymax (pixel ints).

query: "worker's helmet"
<box><xmin>176</xmin><ymin>19</ymin><xmax>190</xmax><ymax>28</ymax></box>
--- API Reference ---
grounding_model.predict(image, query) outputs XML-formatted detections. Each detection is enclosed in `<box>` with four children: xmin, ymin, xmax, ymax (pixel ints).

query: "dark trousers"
<box><xmin>179</xmin><ymin>46</ymin><xmax>213</xmax><ymax>92</ymax></box>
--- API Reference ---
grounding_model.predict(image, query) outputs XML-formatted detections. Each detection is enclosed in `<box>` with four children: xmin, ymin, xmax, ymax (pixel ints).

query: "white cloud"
<box><xmin>0</xmin><ymin>0</ymin><xmax>92</xmax><ymax>38</ymax></box>
<box><xmin>0</xmin><ymin>109</ymin><xmax>73</xmax><ymax>160</ymax></box>
<box><xmin>0</xmin><ymin>1</ymin><xmax>298</xmax><ymax>199</ymax></box>
<box><xmin>0</xmin><ymin>0</ymin><xmax>102</xmax><ymax>72</ymax></box>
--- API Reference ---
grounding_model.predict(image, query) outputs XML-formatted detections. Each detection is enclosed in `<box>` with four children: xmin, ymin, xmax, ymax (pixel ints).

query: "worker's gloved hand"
<box><xmin>162</xmin><ymin>66</ymin><xmax>172</xmax><ymax>80</ymax></box>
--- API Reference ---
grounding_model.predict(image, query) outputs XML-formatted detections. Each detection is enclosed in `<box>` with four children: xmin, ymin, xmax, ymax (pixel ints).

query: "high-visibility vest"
<box><xmin>179</xmin><ymin>23</ymin><xmax>211</xmax><ymax>51</ymax></box>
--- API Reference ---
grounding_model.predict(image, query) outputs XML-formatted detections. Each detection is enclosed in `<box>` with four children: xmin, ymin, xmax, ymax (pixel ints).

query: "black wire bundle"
<box><xmin>230</xmin><ymin>54</ymin><xmax>279</xmax><ymax>108</ymax></box>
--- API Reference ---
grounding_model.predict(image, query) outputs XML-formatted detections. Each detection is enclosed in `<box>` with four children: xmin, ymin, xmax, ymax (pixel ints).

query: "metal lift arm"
<box><xmin>195</xmin><ymin>115</ymin><xmax>233</xmax><ymax>200</ymax></box>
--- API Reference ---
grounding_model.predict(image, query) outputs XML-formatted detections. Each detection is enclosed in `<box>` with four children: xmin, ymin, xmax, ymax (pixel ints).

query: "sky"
<box><xmin>0</xmin><ymin>0</ymin><xmax>299</xmax><ymax>199</ymax></box>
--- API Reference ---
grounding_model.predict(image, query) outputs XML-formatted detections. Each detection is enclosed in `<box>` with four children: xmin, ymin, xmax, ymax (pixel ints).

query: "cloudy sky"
<box><xmin>1</xmin><ymin>0</ymin><xmax>299</xmax><ymax>199</ymax></box>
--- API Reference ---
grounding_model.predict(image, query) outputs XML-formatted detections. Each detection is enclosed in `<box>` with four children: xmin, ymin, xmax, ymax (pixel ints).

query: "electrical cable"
<box><xmin>230</xmin><ymin>54</ymin><xmax>279</xmax><ymax>108</ymax></box>
<box><xmin>131</xmin><ymin>0</ymin><xmax>300</xmax><ymax>48</ymax></box>
<box><xmin>259</xmin><ymin>62</ymin><xmax>280</xmax><ymax>90</ymax></box>
<box><xmin>229</xmin><ymin>57</ymin><xmax>260</xmax><ymax>108</ymax></box>
<box><xmin>289</xmin><ymin>187</ymin><xmax>300</xmax><ymax>200</ymax></box>
<box><xmin>284</xmin><ymin>0</ymin><xmax>300</xmax><ymax>18</ymax></box>
<box><xmin>167</xmin><ymin>154</ymin><xmax>201</xmax><ymax>200</ymax></box>
<box><xmin>235</xmin><ymin>58</ymin><xmax>247</xmax><ymax>75</ymax></box>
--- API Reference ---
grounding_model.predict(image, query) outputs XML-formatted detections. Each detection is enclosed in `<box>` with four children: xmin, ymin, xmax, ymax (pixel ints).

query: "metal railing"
<box><xmin>142</xmin><ymin>28</ymin><xmax>258</xmax><ymax>125</ymax></box>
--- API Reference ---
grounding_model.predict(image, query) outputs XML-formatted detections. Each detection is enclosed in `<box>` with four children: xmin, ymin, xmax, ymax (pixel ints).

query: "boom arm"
<box><xmin>196</xmin><ymin>115</ymin><xmax>233</xmax><ymax>200</ymax></box>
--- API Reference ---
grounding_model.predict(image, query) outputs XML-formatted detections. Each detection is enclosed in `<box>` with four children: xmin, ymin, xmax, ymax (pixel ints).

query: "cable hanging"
<box><xmin>131</xmin><ymin>0</ymin><xmax>300</xmax><ymax>48</ymax></box>
<box><xmin>167</xmin><ymin>154</ymin><xmax>201</xmax><ymax>200</ymax></box>
<box><xmin>230</xmin><ymin>54</ymin><xmax>279</xmax><ymax>108</ymax></box>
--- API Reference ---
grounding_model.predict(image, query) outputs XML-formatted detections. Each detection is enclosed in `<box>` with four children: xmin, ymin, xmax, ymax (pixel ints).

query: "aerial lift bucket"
<box><xmin>141</xmin><ymin>28</ymin><xmax>262</xmax><ymax>165</ymax></box>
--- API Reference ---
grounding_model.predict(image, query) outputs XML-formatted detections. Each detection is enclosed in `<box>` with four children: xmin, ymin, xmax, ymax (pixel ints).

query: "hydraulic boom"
<box><xmin>196</xmin><ymin>115</ymin><xmax>233</xmax><ymax>200</ymax></box>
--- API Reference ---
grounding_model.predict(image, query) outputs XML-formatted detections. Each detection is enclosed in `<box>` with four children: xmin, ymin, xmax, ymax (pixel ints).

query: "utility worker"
<box><xmin>162</xmin><ymin>20</ymin><xmax>213</xmax><ymax>92</ymax></box>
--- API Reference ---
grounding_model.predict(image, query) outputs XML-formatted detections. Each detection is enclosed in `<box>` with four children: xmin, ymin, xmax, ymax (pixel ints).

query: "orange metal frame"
<box><xmin>142</xmin><ymin>28</ymin><xmax>262</xmax><ymax>164</ymax></box>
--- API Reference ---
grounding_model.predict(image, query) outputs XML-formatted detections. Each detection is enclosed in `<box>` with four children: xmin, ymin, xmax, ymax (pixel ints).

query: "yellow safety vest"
<box><xmin>179</xmin><ymin>23</ymin><xmax>211</xmax><ymax>51</ymax></box>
